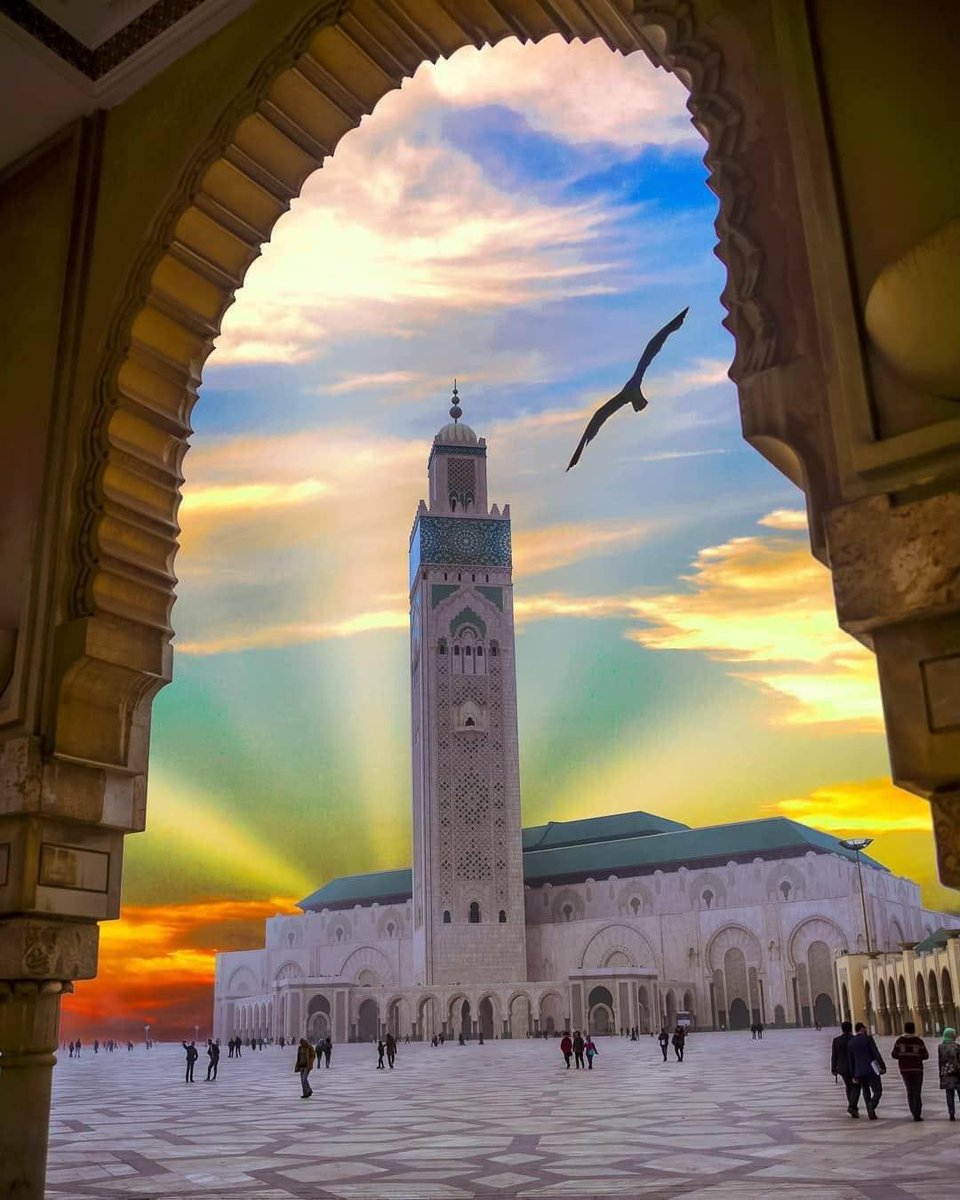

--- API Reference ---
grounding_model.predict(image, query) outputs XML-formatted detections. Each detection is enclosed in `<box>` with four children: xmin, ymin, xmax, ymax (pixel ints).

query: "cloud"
<box><xmin>619</xmin><ymin>448</ymin><xmax>728</xmax><ymax>463</ymax></box>
<box><xmin>771</xmin><ymin>778</ymin><xmax>934</xmax><ymax>834</ymax></box>
<box><xmin>214</xmin><ymin>134</ymin><xmax>621</xmax><ymax>365</ymax></box>
<box><xmin>759</xmin><ymin>508</ymin><xmax>808</xmax><ymax>531</ymax></box>
<box><xmin>179</xmin><ymin>479</ymin><xmax>330</xmax><ymax>516</ymax></box>
<box><xmin>513</xmin><ymin>518</ymin><xmax>661</xmax><ymax>578</ymax></box>
<box><xmin>177</xmin><ymin>610</ymin><xmax>408</xmax><ymax>656</ymax></box>
<box><xmin>426</xmin><ymin>36</ymin><xmax>697</xmax><ymax>151</ymax></box>
<box><xmin>623</xmin><ymin>533</ymin><xmax>882</xmax><ymax>728</ymax></box>
<box><xmin>62</xmin><ymin>897</ymin><xmax>300</xmax><ymax>1039</ymax></box>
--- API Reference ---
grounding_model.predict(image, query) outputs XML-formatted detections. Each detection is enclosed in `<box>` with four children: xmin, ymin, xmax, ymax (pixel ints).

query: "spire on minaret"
<box><xmin>449</xmin><ymin>379</ymin><xmax>461</xmax><ymax>424</ymax></box>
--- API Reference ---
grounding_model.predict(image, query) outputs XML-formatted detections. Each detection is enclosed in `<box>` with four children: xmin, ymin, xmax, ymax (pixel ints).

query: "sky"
<box><xmin>61</xmin><ymin>36</ymin><xmax>957</xmax><ymax>1040</ymax></box>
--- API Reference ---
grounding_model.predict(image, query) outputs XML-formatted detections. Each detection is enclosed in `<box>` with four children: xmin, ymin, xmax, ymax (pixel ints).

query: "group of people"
<box><xmin>66</xmin><ymin>1038</ymin><xmax>134</xmax><ymax>1056</ymax></box>
<box><xmin>657</xmin><ymin>1026</ymin><xmax>687</xmax><ymax>1062</ymax></box>
<box><xmin>293</xmin><ymin>1035</ymin><xmax>335</xmax><ymax>1096</ymax></box>
<box><xmin>750</xmin><ymin>1022</ymin><xmax>765</xmax><ymax>1039</ymax></box>
<box><xmin>558</xmin><ymin>1031</ymin><xmax>600</xmax><ymax>1069</ymax></box>
<box><xmin>180</xmin><ymin>1039</ymin><xmax>221</xmax><ymax>1082</ymax></box>
<box><xmin>831</xmin><ymin>1021</ymin><xmax>960</xmax><ymax>1121</ymax></box>
<box><xmin>376</xmin><ymin>1033</ymin><xmax>399</xmax><ymax>1069</ymax></box>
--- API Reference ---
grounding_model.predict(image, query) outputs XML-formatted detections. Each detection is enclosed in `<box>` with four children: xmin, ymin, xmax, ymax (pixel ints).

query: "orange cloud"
<box><xmin>513</xmin><ymin>519</ymin><xmax>661</xmax><ymax>578</ymax></box>
<box><xmin>758</xmin><ymin>508</ymin><xmax>808</xmax><ymax>531</ymax></box>
<box><xmin>62</xmin><ymin>898</ymin><xmax>300</xmax><ymax>1041</ymax></box>
<box><xmin>768</xmin><ymin>778</ymin><xmax>959</xmax><ymax>915</ymax></box>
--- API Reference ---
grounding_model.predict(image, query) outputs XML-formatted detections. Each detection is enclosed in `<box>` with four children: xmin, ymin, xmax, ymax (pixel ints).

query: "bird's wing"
<box><xmin>622</xmin><ymin>306</ymin><xmax>689</xmax><ymax>390</ymax></box>
<box><xmin>565</xmin><ymin>391</ymin><xmax>628</xmax><ymax>471</ymax></box>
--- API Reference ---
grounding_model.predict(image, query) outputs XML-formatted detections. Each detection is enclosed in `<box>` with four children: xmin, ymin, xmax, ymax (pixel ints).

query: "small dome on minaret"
<box><xmin>435</xmin><ymin>380</ymin><xmax>479</xmax><ymax>445</ymax></box>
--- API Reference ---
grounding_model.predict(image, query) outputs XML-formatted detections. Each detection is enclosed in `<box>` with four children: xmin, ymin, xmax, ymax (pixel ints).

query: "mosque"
<box><xmin>213</xmin><ymin>400</ymin><xmax>957</xmax><ymax>1044</ymax></box>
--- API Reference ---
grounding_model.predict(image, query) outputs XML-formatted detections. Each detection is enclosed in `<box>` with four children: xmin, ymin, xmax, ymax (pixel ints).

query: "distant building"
<box><xmin>214</xmin><ymin>400</ymin><xmax>957</xmax><ymax>1042</ymax></box>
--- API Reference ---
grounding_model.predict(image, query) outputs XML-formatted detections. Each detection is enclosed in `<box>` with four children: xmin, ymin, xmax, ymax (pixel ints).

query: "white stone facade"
<box><xmin>214</xmin><ymin>411</ymin><xmax>959</xmax><ymax>1044</ymax></box>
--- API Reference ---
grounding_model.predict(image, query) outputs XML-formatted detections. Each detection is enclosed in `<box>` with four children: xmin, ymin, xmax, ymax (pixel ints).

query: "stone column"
<box><xmin>0</xmin><ymin>982</ymin><xmax>66</xmax><ymax>1200</ymax></box>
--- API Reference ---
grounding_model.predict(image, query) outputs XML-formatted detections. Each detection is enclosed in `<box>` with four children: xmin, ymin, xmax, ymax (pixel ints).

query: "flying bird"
<box><xmin>565</xmin><ymin>306</ymin><xmax>689</xmax><ymax>471</ymax></box>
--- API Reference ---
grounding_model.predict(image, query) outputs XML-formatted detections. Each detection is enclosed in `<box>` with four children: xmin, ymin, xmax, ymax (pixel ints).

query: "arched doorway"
<box><xmin>813</xmin><ymin>992</ymin><xmax>836</xmax><ymax>1028</ymax></box>
<box><xmin>638</xmin><ymin>986</ymin><xmax>651</xmax><ymax>1033</ymax></box>
<box><xmin>478</xmin><ymin>996</ymin><xmax>495</xmax><ymax>1040</ymax></box>
<box><xmin>459</xmin><ymin>999</ymin><xmax>472</xmax><ymax>1040</ymax></box>
<box><xmin>418</xmin><ymin>995</ymin><xmax>439</xmax><ymax>1041</ymax></box>
<box><xmin>509</xmin><ymin>994</ymin><xmax>531</xmax><ymax>1039</ymax></box>
<box><xmin>306</xmin><ymin>994</ymin><xmax>330</xmax><ymax>1041</ymax></box>
<box><xmin>8</xmin><ymin>4</ymin><xmax>957</xmax><ymax>1197</ymax></box>
<box><xmin>357</xmin><ymin>998</ymin><xmax>379</xmax><ymax>1042</ymax></box>
<box><xmin>728</xmin><ymin>997</ymin><xmax>750</xmax><ymax>1030</ymax></box>
<box><xmin>588</xmin><ymin>986</ymin><xmax>615</xmax><ymax>1035</ymax></box>
<box><xmin>540</xmin><ymin>992</ymin><xmax>563</xmax><ymax>1035</ymax></box>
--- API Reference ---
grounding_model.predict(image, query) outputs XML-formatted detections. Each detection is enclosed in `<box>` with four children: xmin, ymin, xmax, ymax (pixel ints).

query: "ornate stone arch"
<box><xmin>766</xmin><ymin>860</ymin><xmax>806</xmax><ymax>903</ymax></box>
<box><xmin>690</xmin><ymin>870</ymin><xmax>727</xmax><ymax>910</ymax></box>
<box><xmin>550</xmin><ymin>888</ymin><xmax>585</xmax><ymax>924</ymax></box>
<box><xmin>705</xmin><ymin>924</ymin><xmax>762</xmax><ymax>972</ymax></box>
<box><xmin>579</xmin><ymin>923</ymin><xmax>658</xmax><ymax>971</ymax></box>
<box><xmin>376</xmin><ymin>908</ymin><xmax>403</xmax><ymax>939</ymax></box>
<box><xmin>338</xmin><ymin>945</ymin><xmax>396</xmax><ymax>987</ymax></box>
<box><xmin>787</xmin><ymin>916</ymin><xmax>847</xmax><ymax>968</ymax></box>
<box><xmin>273</xmin><ymin>960</ymin><xmax>304</xmax><ymax>983</ymax></box>
<box><xmin>55</xmin><ymin>0</ymin><xmax>792</xmax><ymax>841</ymax></box>
<box><xmin>617</xmin><ymin>880</ymin><xmax>653</xmax><ymax>917</ymax></box>
<box><xmin>226</xmin><ymin>966</ymin><xmax>259</xmax><ymax>997</ymax></box>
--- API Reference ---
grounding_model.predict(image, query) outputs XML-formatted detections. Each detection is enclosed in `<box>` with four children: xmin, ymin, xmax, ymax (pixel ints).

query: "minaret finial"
<box><xmin>449</xmin><ymin>379</ymin><xmax>462</xmax><ymax>424</ymax></box>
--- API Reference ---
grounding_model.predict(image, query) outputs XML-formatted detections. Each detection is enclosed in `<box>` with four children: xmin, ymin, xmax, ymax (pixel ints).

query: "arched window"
<box><xmin>562</xmin><ymin>903</ymin><xmax>573</xmax><ymax>922</ymax></box>
<box><xmin>464</xmin><ymin>716</ymin><xmax>476</xmax><ymax>727</ymax></box>
<box><xmin>779</xmin><ymin>880</ymin><xmax>792</xmax><ymax>901</ymax></box>
<box><xmin>442</xmin><ymin>910</ymin><xmax>451</xmax><ymax>924</ymax></box>
<box><xmin>630</xmin><ymin>897</ymin><xmax>642</xmax><ymax>915</ymax></box>
<box><xmin>469</xmin><ymin>901</ymin><xmax>481</xmax><ymax>924</ymax></box>
<box><xmin>386</xmin><ymin>922</ymin><xmax>395</xmax><ymax>938</ymax></box>
<box><xmin>498</xmin><ymin>910</ymin><xmax>507</xmax><ymax>923</ymax></box>
<box><xmin>702</xmin><ymin>889</ymin><xmax>714</xmax><ymax>910</ymax></box>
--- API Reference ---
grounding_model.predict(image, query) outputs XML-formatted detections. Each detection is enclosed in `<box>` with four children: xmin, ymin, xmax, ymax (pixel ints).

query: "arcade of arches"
<box><xmin>0</xmin><ymin>1</ymin><xmax>958</xmax><ymax>1197</ymax></box>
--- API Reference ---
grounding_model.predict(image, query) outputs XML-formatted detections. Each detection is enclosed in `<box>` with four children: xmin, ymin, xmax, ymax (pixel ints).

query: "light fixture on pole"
<box><xmin>840</xmin><ymin>837</ymin><xmax>874</xmax><ymax>954</ymax></box>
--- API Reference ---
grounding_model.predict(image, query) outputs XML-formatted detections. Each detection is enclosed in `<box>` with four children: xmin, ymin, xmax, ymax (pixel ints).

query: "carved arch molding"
<box><xmin>58</xmin><ymin>0</ymin><xmax>780</xmax><ymax>791</ymax></box>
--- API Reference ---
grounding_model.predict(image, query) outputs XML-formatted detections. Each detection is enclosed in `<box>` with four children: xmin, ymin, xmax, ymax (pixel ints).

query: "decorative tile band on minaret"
<box><xmin>409</xmin><ymin>388</ymin><xmax>527</xmax><ymax>986</ymax></box>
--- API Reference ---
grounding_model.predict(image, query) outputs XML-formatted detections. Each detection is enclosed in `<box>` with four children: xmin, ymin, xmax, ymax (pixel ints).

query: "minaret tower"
<box><xmin>409</xmin><ymin>386</ymin><xmax>527</xmax><ymax>987</ymax></box>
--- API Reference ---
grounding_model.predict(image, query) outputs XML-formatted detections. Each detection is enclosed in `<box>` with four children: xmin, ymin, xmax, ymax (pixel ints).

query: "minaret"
<box><xmin>409</xmin><ymin>386</ymin><xmax>527</xmax><ymax>989</ymax></box>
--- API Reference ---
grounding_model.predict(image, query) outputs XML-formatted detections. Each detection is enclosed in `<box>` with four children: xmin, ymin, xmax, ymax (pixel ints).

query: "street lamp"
<box><xmin>840</xmin><ymin>837</ymin><xmax>874</xmax><ymax>954</ymax></box>
<box><xmin>144</xmin><ymin>1024</ymin><xmax>150</xmax><ymax>1049</ymax></box>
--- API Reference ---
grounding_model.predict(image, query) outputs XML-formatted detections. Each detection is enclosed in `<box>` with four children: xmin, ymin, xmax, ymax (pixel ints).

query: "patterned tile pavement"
<box><xmin>47</xmin><ymin>1030</ymin><xmax>957</xmax><ymax>1199</ymax></box>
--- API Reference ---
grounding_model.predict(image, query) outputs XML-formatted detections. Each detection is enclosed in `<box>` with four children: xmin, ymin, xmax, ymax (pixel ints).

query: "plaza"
<box><xmin>48</xmin><ymin>1031</ymin><xmax>956</xmax><ymax>1200</ymax></box>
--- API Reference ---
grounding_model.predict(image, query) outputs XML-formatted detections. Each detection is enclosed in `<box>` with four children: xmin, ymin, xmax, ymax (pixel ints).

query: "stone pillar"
<box><xmin>0</xmin><ymin>982</ymin><xmax>67</xmax><ymax>1200</ymax></box>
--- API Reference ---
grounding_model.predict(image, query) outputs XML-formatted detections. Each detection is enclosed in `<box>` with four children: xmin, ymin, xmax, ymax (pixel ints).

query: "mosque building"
<box><xmin>213</xmin><ymin>398</ymin><xmax>958</xmax><ymax>1043</ymax></box>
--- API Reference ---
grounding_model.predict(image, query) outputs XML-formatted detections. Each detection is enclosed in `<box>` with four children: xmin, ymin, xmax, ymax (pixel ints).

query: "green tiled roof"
<box><xmin>522</xmin><ymin>810</ymin><xmax>688</xmax><ymax>851</ymax></box>
<box><xmin>913</xmin><ymin>927</ymin><xmax>956</xmax><ymax>953</ymax></box>
<box><xmin>299</xmin><ymin>812</ymin><xmax>887</xmax><ymax>912</ymax></box>
<box><xmin>299</xmin><ymin>868</ymin><xmax>413</xmax><ymax>912</ymax></box>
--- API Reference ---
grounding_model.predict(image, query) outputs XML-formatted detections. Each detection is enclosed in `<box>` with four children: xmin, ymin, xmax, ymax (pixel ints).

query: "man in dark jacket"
<box><xmin>831</xmin><ymin>1021</ymin><xmax>860</xmax><ymax>1117</ymax></box>
<box><xmin>572</xmin><ymin>1031</ymin><xmax>585</xmax><ymax>1069</ymax></box>
<box><xmin>891</xmin><ymin>1021</ymin><xmax>929</xmax><ymax>1120</ymax></box>
<box><xmin>849</xmin><ymin>1022</ymin><xmax>885</xmax><ymax>1118</ymax></box>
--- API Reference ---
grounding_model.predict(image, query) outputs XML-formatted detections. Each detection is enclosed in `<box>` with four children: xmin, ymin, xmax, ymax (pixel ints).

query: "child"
<box><xmin>585</xmin><ymin>1035</ymin><xmax>599</xmax><ymax>1069</ymax></box>
<box><xmin>376</xmin><ymin>1040</ymin><xmax>385</xmax><ymax>1069</ymax></box>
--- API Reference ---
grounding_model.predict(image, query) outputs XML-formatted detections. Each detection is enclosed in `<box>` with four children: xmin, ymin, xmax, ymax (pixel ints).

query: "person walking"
<box><xmin>584</xmin><ymin>1036</ymin><xmax>599</xmax><ymax>1069</ymax></box>
<box><xmin>849</xmin><ymin>1022</ymin><xmax>885</xmax><ymax>1119</ymax></box>
<box><xmin>315</xmin><ymin>1039</ymin><xmax>325</xmax><ymax>1070</ymax></box>
<box><xmin>891</xmin><ymin>1021</ymin><xmax>928</xmax><ymax>1120</ymax></box>
<box><xmin>938</xmin><ymin>1027</ymin><xmax>960</xmax><ymax>1121</ymax></box>
<box><xmin>205</xmin><ymin>1038</ymin><xmax>220</xmax><ymax>1081</ymax></box>
<box><xmin>672</xmin><ymin>1026</ymin><xmax>686</xmax><ymax>1062</ymax></box>
<box><xmin>323</xmin><ymin>1037</ymin><xmax>332</xmax><ymax>1068</ymax></box>
<box><xmin>376</xmin><ymin>1040</ymin><xmax>386</xmax><ymax>1069</ymax></box>
<box><xmin>385</xmin><ymin>1032</ymin><xmax>397</xmax><ymax>1068</ymax></box>
<box><xmin>572</xmin><ymin>1031</ymin><xmax>585</xmax><ymax>1069</ymax></box>
<box><xmin>560</xmin><ymin>1033</ymin><xmax>573</xmax><ymax>1068</ymax></box>
<box><xmin>658</xmin><ymin>1027</ymin><xmax>669</xmax><ymax>1062</ymax></box>
<box><xmin>182</xmin><ymin>1041</ymin><xmax>198</xmax><ymax>1083</ymax></box>
<box><xmin>294</xmin><ymin>1038</ymin><xmax>315</xmax><ymax>1098</ymax></box>
<box><xmin>831</xmin><ymin>1021</ymin><xmax>861</xmax><ymax>1118</ymax></box>
<box><xmin>756</xmin><ymin>1021</ymin><xmax>764</xmax><ymax>1039</ymax></box>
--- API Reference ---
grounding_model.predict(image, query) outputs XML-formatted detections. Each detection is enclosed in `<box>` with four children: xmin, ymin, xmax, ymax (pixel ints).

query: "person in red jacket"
<box><xmin>560</xmin><ymin>1033</ymin><xmax>573</xmax><ymax>1069</ymax></box>
<box><xmin>891</xmin><ymin>1022</ymin><xmax>929</xmax><ymax>1121</ymax></box>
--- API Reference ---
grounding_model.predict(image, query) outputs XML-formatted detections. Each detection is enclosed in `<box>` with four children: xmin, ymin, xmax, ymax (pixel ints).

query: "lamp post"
<box><xmin>144</xmin><ymin>1024</ymin><xmax>149</xmax><ymax>1049</ymax></box>
<box><xmin>840</xmin><ymin>837</ymin><xmax>874</xmax><ymax>954</ymax></box>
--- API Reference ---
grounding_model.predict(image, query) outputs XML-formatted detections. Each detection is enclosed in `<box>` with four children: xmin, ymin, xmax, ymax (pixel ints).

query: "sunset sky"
<box><xmin>61</xmin><ymin>37</ymin><xmax>957</xmax><ymax>1040</ymax></box>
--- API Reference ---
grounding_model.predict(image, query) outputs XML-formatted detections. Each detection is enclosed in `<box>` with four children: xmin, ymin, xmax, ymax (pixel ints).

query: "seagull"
<box><xmin>566</xmin><ymin>307</ymin><xmax>689</xmax><ymax>471</ymax></box>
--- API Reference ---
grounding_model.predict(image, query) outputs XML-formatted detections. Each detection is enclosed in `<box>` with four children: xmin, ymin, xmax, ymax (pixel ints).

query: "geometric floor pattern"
<box><xmin>48</xmin><ymin>1030</ymin><xmax>958</xmax><ymax>1199</ymax></box>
